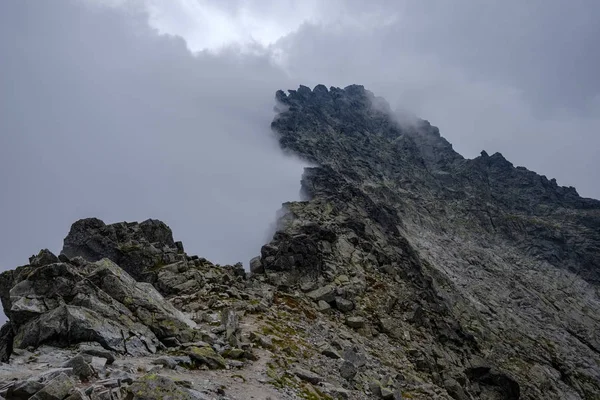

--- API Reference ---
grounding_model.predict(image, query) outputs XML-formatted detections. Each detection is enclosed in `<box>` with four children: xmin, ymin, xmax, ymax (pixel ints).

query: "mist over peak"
<box><xmin>0</xmin><ymin>0</ymin><xmax>307</xmax><ymax>271</ymax></box>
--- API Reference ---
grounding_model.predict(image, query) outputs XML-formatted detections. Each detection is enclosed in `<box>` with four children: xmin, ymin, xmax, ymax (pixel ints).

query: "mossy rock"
<box><xmin>125</xmin><ymin>374</ymin><xmax>196</xmax><ymax>400</ymax></box>
<box><xmin>299</xmin><ymin>383</ymin><xmax>334</xmax><ymax>400</ymax></box>
<box><xmin>223</xmin><ymin>348</ymin><xmax>245</xmax><ymax>359</ymax></box>
<box><xmin>186</xmin><ymin>346</ymin><xmax>226</xmax><ymax>369</ymax></box>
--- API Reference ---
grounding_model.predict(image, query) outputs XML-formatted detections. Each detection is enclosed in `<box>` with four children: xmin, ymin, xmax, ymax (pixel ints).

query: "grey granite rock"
<box><xmin>1</xmin><ymin>257</ymin><xmax>195</xmax><ymax>356</ymax></box>
<box><xmin>0</xmin><ymin>322</ymin><xmax>13</xmax><ymax>363</ymax></box>
<box><xmin>30</xmin><ymin>373</ymin><xmax>74</xmax><ymax>400</ymax></box>
<box><xmin>267</xmin><ymin>84</ymin><xmax>600</xmax><ymax>398</ymax></box>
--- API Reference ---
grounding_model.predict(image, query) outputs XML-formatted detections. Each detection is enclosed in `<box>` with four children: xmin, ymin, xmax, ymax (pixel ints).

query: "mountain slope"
<box><xmin>257</xmin><ymin>84</ymin><xmax>600</xmax><ymax>399</ymax></box>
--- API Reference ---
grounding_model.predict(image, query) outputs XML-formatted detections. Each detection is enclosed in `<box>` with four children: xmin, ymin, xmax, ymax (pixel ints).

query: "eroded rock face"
<box><xmin>263</xmin><ymin>84</ymin><xmax>600</xmax><ymax>399</ymax></box>
<box><xmin>61</xmin><ymin>218</ymin><xmax>183</xmax><ymax>282</ymax></box>
<box><xmin>0</xmin><ymin>252</ymin><xmax>196</xmax><ymax>356</ymax></box>
<box><xmin>0</xmin><ymin>321</ymin><xmax>13</xmax><ymax>362</ymax></box>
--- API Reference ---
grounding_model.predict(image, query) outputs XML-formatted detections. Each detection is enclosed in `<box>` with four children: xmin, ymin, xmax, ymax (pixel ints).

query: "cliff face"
<box><xmin>258</xmin><ymin>84</ymin><xmax>600</xmax><ymax>399</ymax></box>
<box><xmin>0</xmin><ymin>85</ymin><xmax>598</xmax><ymax>400</ymax></box>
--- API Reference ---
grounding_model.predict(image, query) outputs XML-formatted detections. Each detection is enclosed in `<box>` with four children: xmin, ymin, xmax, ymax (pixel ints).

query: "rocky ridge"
<box><xmin>0</xmin><ymin>84</ymin><xmax>599</xmax><ymax>400</ymax></box>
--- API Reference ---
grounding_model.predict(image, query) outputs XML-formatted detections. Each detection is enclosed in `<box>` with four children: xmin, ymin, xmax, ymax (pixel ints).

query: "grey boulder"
<box><xmin>3</xmin><ymin>258</ymin><xmax>196</xmax><ymax>356</ymax></box>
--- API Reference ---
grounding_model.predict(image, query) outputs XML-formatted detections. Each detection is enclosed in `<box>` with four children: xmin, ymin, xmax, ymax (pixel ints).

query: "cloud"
<box><xmin>270</xmin><ymin>2</ymin><xmax>600</xmax><ymax>198</ymax></box>
<box><xmin>0</xmin><ymin>0</ymin><xmax>306</xmax><ymax>273</ymax></box>
<box><xmin>89</xmin><ymin>0</ymin><xmax>329</xmax><ymax>53</ymax></box>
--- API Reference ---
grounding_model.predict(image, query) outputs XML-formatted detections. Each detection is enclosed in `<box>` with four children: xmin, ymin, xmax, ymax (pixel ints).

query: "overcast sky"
<box><xmin>1</xmin><ymin>0</ymin><xmax>599</xmax><ymax>278</ymax></box>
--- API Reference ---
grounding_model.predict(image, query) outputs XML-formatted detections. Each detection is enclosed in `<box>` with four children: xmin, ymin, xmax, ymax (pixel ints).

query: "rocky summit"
<box><xmin>0</xmin><ymin>85</ymin><xmax>599</xmax><ymax>400</ymax></box>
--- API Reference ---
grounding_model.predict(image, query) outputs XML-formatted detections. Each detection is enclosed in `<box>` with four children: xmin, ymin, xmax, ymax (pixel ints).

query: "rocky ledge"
<box><xmin>0</xmin><ymin>85</ymin><xmax>599</xmax><ymax>400</ymax></box>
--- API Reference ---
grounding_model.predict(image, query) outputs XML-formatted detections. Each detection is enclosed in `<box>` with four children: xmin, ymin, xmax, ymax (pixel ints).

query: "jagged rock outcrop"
<box><xmin>255</xmin><ymin>84</ymin><xmax>600</xmax><ymax>399</ymax></box>
<box><xmin>58</xmin><ymin>218</ymin><xmax>248</xmax><ymax>301</ymax></box>
<box><xmin>61</xmin><ymin>218</ymin><xmax>185</xmax><ymax>282</ymax></box>
<box><xmin>0</xmin><ymin>250</ymin><xmax>196</xmax><ymax>356</ymax></box>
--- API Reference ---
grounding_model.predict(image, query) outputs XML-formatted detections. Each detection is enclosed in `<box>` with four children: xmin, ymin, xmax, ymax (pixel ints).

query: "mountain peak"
<box><xmin>265</xmin><ymin>84</ymin><xmax>600</xmax><ymax>397</ymax></box>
